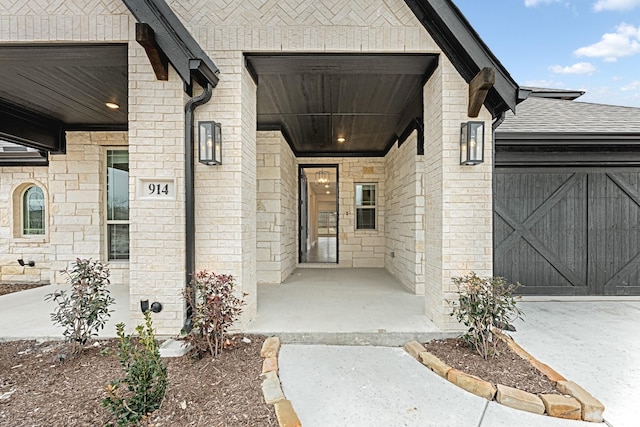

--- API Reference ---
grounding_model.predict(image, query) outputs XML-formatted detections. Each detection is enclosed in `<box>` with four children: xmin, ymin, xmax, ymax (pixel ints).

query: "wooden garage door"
<box><xmin>494</xmin><ymin>169</ymin><xmax>640</xmax><ymax>296</ymax></box>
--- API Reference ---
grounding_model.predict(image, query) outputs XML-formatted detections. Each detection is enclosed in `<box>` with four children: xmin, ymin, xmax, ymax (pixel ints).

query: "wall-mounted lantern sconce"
<box><xmin>198</xmin><ymin>121</ymin><xmax>222</xmax><ymax>165</ymax></box>
<box><xmin>460</xmin><ymin>121</ymin><xmax>485</xmax><ymax>165</ymax></box>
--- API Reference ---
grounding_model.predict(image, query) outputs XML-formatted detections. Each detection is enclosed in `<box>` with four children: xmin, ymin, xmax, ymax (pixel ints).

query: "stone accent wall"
<box><xmin>423</xmin><ymin>56</ymin><xmax>494</xmax><ymax>330</ymax></box>
<box><xmin>256</xmin><ymin>131</ymin><xmax>297</xmax><ymax>284</ymax></box>
<box><xmin>385</xmin><ymin>133</ymin><xmax>426</xmax><ymax>294</ymax></box>
<box><xmin>0</xmin><ymin>170</ymin><xmax>50</xmax><ymax>283</ymax></box>
<box><xmin>0</xmin><ymin>132</ymin><xmax>129</xmax><ymax>285</ymax></box>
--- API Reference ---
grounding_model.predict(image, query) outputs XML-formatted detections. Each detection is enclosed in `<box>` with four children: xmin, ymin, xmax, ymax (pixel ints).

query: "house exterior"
<box><xmin>0</xmin><ymin>0</ymin><xmax>521</xmax><ymax>334</ymax></box>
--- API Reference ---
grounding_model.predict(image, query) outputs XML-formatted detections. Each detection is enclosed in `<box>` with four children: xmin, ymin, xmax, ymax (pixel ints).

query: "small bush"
<box><xmin>45</xmin><ymin>258</ymin><xmax>114</xmax><ymax>348</ymax></box>
<box><xmin>183</xmin><ymin>270</ymin><xmax>245</xmax><ymax>358</ymax></box>
<box><xmin>103</xmin><ymin>311</ymin><xmax>168</xmax><ymax>427</ymax></box>
<box><xmin>449</xmin><ymin>272</ymin><xmax>523</xmax><ymax>360</ymax></box>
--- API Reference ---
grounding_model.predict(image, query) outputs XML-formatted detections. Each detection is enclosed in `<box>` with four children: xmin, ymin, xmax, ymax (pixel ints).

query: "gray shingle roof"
<box><xmin>498</xmin><ymin>97</ymin><xmax>640</xmax><ymax>134</ymax></box>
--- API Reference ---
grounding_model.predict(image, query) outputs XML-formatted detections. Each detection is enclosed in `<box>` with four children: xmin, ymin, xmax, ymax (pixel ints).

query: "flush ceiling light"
<box><xmin>105</xmin><ymin>102</ymin><xmax>120</xmax><ymax>109</ymax></box>
<box><xmin>324</xmin><ymin>184</ymin><xmax>329</xmax><ymax>188</ymax></box>
<box><xmin>337</xmin><ymin>137</ymin><xmax>346</xmax><ymax>143</ymax></box>
<box><xmin>326</xmin><ymin>191</ymin><xmax>330</xmax><ymax>194</ymax></box>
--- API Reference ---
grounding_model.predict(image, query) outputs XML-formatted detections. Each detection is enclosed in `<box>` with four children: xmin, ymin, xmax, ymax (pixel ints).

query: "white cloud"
<box><xmin>549</xmin><ymin>62</ymin><xmax>597</xmax><ymax>74</ymax></box>
<box><xmin>574</xmin><ymin>23</ymin><xmax>640</xmax><ymax>61</ymax></box>
<box><xmin>524</xmin><ymin>0</ymin><xmax>560</xmax><ymax>6</ymax></box>
<box><xmin>593</xmin><ymin>0</ymin><xmax>640</xmax><ymax>11</ymax></box>
<box><xmin>621</xmin><ymin>80</ymin><xmax>640</xmax><ymax>91</ymax></box>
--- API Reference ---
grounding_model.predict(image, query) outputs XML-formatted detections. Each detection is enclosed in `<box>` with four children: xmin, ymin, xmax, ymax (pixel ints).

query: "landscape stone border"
<box><xmin>404</xmin><ymin>336</ymin><xmax>605</xmax><ymax>423</ymax></box>
<box><xmin>260</xmin><ymin>336</ymin><xmax>302</xmax><ymax>427</ymax></box>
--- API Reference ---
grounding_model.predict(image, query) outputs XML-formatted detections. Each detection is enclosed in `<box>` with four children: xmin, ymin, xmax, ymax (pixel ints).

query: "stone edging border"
<box><xmin>259</xmin><ymin>336</ymin><xmax>302</xmax><ymax>427</ymax></box>
<box><xmin>405</xmin><ymin>335</ymin><xmax>605</xmax><ymax>423</ymax></box>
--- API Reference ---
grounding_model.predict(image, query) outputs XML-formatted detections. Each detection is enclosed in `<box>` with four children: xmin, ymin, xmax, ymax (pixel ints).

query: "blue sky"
<box><xmin>454</xmin><ymin>0</ymin><xmax>640</xmax><ymax>107</ymax></box>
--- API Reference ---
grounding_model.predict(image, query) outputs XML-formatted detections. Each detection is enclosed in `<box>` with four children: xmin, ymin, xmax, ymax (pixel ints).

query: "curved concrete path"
<box><xmin>278</xmin><ymin>344</ymin><xmax>598</xmax><ymax>427</ymax></box>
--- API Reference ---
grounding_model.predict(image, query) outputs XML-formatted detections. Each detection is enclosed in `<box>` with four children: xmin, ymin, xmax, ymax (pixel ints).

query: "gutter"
<box><xmin>183</xmin><ymin>83</ymin><xmax>213</xmax><ymax>332</ymax></box>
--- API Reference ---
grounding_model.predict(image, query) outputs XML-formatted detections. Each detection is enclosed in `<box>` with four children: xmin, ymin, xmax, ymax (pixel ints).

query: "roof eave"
<box><xmin>404</xmin><ymin>0</ymin><xmax>520</xmax><ymax>117</ymax></box>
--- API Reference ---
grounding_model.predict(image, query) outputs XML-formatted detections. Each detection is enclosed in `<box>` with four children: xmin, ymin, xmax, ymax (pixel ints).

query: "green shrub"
<box><xmin>45</xmin><ymin>258</ymin><xmax>114</xmax><ymax>348</ymax></box>
<box><xmin>183</xmin><ymin>270</ymin><xmax>245</xmax><ymax>358</ymax></box>
<box><xmin>102</xmin><ymin>311</ymin><xmax>168</xmax><ymax>427</ymax></box>
<box><xmin>449</xmin><ymin>272</ymin><xmax>523</xmax><ymax>360</ymax></box>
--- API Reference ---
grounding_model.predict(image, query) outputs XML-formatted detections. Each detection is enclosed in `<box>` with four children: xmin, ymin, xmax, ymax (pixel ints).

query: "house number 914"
<box><xmin>148</xmin><ymin>183</ymin><xmax>169</xmax><ymax>196</ymax></box>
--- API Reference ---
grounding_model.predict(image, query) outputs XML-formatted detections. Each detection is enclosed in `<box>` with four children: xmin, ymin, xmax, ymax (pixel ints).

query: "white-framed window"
<box><xmin>22</xmin><ymin>185</ymin><xmax>45</xmax><ymax>235</ymax></box>
<box><xmin>355</xmin><ymin>183</ymin><xmax>376</xmax><ymax>230</ymax></box>
<box><xmin>106</xmin><ymin>149</ymin><xmax>129</xmax><ymax>260</ymax></box>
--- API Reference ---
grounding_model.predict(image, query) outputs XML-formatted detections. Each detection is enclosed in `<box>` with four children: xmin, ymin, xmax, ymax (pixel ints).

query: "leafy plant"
<box><xmin>102</xmin><ymin>311</ymin><xmax>168</xmax><ymax>427</ymax></box>
<box><xmin>449</xmin><ymin>272</ymin><xmax>523</xmax><ymax>360</ymax></box>
<box><xmin>183</xmin><ymin>270</ymin><xmax>246</xmax><ymax>358</ymax></box>
<box><xmin>45</xmin><ymin>258</ymin><xmax>114</xmax><ymax>348</ymax></box>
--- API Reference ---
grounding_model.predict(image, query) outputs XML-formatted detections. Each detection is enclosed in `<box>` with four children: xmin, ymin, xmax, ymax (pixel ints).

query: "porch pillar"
<box><xmin>423</xmin><ymin>57</ymin><xmax>494</xmax><ymax>330</ymax></box>
<box><xmin>194</xmin><ymin>52</ymin><xmax>258</xmax><ymax>328</ymax></box>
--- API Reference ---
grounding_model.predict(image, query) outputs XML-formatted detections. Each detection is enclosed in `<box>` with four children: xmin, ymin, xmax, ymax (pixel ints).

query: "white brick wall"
<box><xmin>128</xmin><ymin>42</ymin><xmax>187</xmax><ymax>334</ymax></box>
<box><xmin>423</xmin><ymin>56</ymin><xmax>494</xmax><ymax>330</ymax></box>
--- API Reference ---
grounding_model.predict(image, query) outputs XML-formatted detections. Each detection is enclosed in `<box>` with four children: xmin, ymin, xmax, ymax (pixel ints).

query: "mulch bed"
<box><xmin>0</xmin><ymin>335</ymin><xmax>277</xmax><ymax>427</ymax></box>
<box><xmin>424</xmin><ymin>338</ymin><xmax>559</xmax><ymax>395</ymax></box>
<box><xmin>0</xmin><ymin>283</ymin><xmax>48</xmax><ymax>297</ymax></box>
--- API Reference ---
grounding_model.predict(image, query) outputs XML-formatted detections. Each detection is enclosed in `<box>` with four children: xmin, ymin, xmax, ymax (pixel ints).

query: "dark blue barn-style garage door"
<box><xmin>494</xmin><ymin>168</ymin><xmax>640</xmax><ymax>296</ymax></box>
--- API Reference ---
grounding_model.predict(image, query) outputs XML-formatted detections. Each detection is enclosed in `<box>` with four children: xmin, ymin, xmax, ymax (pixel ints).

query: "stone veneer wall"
<box><xmin>0</xmin><ymin>132</ymin><xmax>129</xmax><ymax>285</ymax></box>
<box><xmin>256</xmin><ymin>131</ymin><xmax>297</xmax><ymax>284</ymax></box>
<box><xmin>385</xmin><ymin>132</ymin><xmax>426</xmax><ymax>294</ymax></box>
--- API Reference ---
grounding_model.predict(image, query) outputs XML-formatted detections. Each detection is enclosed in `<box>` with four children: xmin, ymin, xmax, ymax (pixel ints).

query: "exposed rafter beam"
<box><xmin>468</xmin><ymin>67</ymin><xmax>495</xmax><ymax>117</ymax></box>
<box><xmin>136</xmin><ymin>23</ymin><xmax>169</xmax><ymax>81</ymax></box>
<box><xmin>0</xmin><ymin>102</ymin><xmax>65</xmax><ymax>153</ymax></box>
<box><xmin>122</xmin><ymin>0</ymin><xmax>219</xmax><ymax>90</ymax></box>
<box><xmin>403</xmin><ymin>0</ymin><xmax>520</xmax><ymax>117</ymax></box>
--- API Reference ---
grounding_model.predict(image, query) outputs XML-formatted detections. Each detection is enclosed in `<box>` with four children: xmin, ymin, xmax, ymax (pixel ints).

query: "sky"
<box><xmin>453</xmin><ymin>0</ymin><xmax>640</xmax><ymax>107</ymax></box>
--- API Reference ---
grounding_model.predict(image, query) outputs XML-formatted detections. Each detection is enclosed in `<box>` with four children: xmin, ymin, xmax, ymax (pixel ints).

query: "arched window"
<box><xmin>23</xmin><ymin>186</ymin><xmax>45</xmax><ymax>235</ymax></box>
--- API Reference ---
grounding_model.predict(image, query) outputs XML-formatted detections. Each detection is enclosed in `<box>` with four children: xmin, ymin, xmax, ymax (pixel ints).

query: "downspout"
<box><xmin>183</xmin><ymin>83</ymin><xmax>213</xmax><ymax>332</ymax></box>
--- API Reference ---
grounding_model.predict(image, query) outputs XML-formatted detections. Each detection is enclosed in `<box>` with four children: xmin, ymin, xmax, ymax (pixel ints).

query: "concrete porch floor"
<box><xmin>245</xmin><ymin>268</ymin><xmax>455</xmax><ymax>345</ymax></box>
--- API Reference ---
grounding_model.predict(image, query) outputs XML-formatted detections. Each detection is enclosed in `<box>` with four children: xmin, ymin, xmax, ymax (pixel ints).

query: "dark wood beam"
<box><xmin>468</xmin><ymin>67</ymin><xmax>495</xmax><ymax>118</ymax></box>
<box><xmin>136</xmin><ymin>23</ymin><xmax>169</xmax><ymax>81</ymax></box>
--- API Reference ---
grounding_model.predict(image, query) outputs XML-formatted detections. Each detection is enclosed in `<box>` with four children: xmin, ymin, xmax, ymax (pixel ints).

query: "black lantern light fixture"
<box><xmin>460</xmin><ymin>121</ymin><xmax>485</xmax><ymax>165</ymax></box>
<box><xmin>198</xmin><ymin>121</ymin><xmax>222</xmax><ymax>165</ymax></box>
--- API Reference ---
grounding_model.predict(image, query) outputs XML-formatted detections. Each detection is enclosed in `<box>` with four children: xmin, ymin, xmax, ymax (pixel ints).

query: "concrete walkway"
<box><xmin>279</xmin><ymin>300</ymin><xmax>640</xmax><ymax>427</ymax></box>
<box><xmin>0</xmin><ymin>283</ymin><xmax>130</xmax><ymax>340</ymax></box>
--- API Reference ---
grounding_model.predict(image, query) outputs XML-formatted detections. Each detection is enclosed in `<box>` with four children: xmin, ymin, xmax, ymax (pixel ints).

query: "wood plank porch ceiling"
<box><xmin>247</xmin><ymin>53</ymin><xmax>437</xmax><ymax>157</ymax></box>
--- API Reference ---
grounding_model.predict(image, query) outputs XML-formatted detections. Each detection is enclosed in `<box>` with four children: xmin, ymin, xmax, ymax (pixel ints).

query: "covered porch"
<box><xmin>246</xmin><ymin>268</ymin><xmax>453</xmax><ymax>345</ymax></box>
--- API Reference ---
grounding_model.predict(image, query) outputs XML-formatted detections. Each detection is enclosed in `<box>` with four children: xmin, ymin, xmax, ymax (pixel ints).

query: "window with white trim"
<box><xmin>106</xmin><ymin>150</ymin><xmax>129</xmax><ymax>260</ymax></box>
<box><xmin>355</xmin><ymin>183</ymin><xmax>376</xmax><ymax>230</ymax></box>
<box><xmin>22</xmin><ymin>185</ymin><xmax>45</xmax><ymax>235</ymax></box>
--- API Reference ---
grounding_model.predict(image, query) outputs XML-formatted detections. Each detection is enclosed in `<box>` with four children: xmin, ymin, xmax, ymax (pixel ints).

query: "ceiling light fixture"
<box><xmin>105</xmin><ymin>102</ymin><xmax>120</xmax><ymax>109</ymax></box>
<box><xmin>337</xmin><ymin>137</ymin><xmax>346</xmax><ymax>143</ymax></box>
<box><xmin>315</xmin><ymin>169</ymin><xmax>329</xmax><ymax>184</ymax></box>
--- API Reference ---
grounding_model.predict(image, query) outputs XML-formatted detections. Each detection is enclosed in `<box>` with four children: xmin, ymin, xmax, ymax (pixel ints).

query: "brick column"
<box><xmin>423</xmin><ymin>57</ymin><xmax>494</xmax><ymax>330</ymax></box>
<box><xmin>194</xmin><ymin>52</ymin><xmax>258</xmax><ymax>329</ymax></box>
<box><xmin>128</xmin><ymin>42</ymin><xmax>187</xmax><ymax>335</ymax></box>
